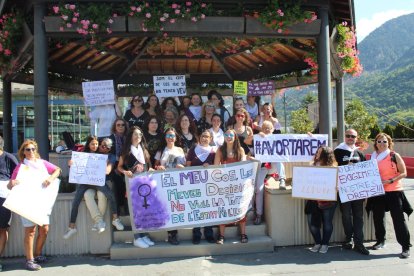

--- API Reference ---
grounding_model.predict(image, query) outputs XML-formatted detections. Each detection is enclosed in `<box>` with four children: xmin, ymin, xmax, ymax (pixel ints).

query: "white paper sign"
<box><xmin>69</xmin><ymin>152</ymin><xmax>108</xmax><ymax>186</ymax></box>
<box><xmin>82</xmin><ymin>80</ymin><xmax>115</xmax><ymax>106</ymax></box>
<box><xmin>3</xmin><ymin>165</ymin><xmax>60</xmax><ymax>226</ymax></box>
<box><xmin>0</xmin><ymin>180</ymin><xmax>10</xmax><ymax>198</ymax></box>
<box><xmin>127</xmin><ymin>161</ymin><xmax>259</xmax><ymax>232</ymax></box>
<box><xmin>338</xmin><ymin>160</ymin><xmax>384</xmax><ymax>203</ymax></box>
<box><xmin>253</xmin><ymin>134</ymin><xmax>328</xmax><ymax>162</ymax></box>
<box><xmin>292</xmin><ymin>166</ymin><xmax>338</xmax><ymax>201</ymax></box>
<box><xmin>153</xmin><ymin>75</ymin><xmax>187</xmax><ymax>97</ymax></box>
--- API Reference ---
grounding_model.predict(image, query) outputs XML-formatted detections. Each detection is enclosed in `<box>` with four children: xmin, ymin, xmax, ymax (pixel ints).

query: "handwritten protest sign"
<box><xmin>253</xmin><ymin>134</ymin><xmax>328</xmax><ymax>162</ymax></box>
<box><xmin>82</xmin><ymin>80</ymin><xmax>115</xmax><ymax>106</ymax></box>
<box><xmin>153</xmin><ymin>75</ymin><xmax>186</xmax><ymax>97</ymax></box>
<box><xmin>234</xmin><ymin>80</ymin><xmax>248</xmax><ymax>96</ymax></box>
<box><xmin>247</xmin><ymin>80</ymin><xmax>275</xmax><ymax>96</ymax></box>
<box><xmin>292</xmin><ymin>166</ymin><xmax>338</xmax><ymax>201</ymax></box>
<box><xmin>3</xmin><ymin>164</ymin><xmax>60</xmax><ymax>226</ymax></box>
<box><xmin>338</xmin><ymin>159</ymin><xmax>384</xmax><ymax>203</ymax></box>
<box><xmin>69</xmin><ymin>152</ymin><xmax>108</xmax><ymax>186</ymax></box>
<box><xmin>126</xmin><ymin>161</ymin><xmax>259</xmax><ymax>232</ymax></box>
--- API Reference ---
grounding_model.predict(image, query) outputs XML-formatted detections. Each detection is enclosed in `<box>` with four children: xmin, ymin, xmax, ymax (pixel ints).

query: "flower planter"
<box><xmin>44</xmin><ymin>16</ymin><xmax>126</xmax><ymax>33</ymax></box>
<box><xmin>246</xmin><ymin>17</ymin><xmax>321</xmax><ymax>36</ymax></box>
<box><xmin>128</xmin><ymin>16</ymin><xmax>244</xmax><ymax>34</ymax></box>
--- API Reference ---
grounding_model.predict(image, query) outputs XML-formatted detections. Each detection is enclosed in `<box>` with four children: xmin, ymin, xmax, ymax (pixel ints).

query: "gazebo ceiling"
<box><xmin>1</xmin><ymin>0</ymin><xmax>355</xmax><ymax>94</ymax></box>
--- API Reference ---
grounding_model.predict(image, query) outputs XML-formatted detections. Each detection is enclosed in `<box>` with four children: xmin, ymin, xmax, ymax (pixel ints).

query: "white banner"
<box><xmin>82</xmin><ymin>80</ymin><xmax>115</xmax><ymax>106</ymax></box>
<box><xmin>153</xmin><ymin>75</ymin><xmax>187</xmax><ymax>98</ymax></box>
<box><xmin>338</xmin><ymin>159</ymin><xmax>384</xmax><ymax>203</ymax></box>
<box><xmin>292</xmin><ymin>166</ymin><xmax>338</xmax><ymax>201</ymax></box>
<box><xmin>69</xmin><ymin>152</ymin><xmax>108</xmax><ymax>186</ymax></box>
<box><xmin>3</xmin><ymin>165</ymin><xmax>60</xmax><ymax>226</ymax></box>
<box><xmin>126</xmin><ymin>161</ymin><xmax>259</xmax><ymax>232</ymax></box>
<box><xmin>253</xmin><ymin>134</ymin><xmax>328</xmax><ymax>162</ymax></box>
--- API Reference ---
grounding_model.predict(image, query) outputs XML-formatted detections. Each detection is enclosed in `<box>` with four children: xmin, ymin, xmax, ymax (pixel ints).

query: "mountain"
<box><xmin>345</xmin><ymin>13</ymin><xmax>414</xmax><ymax>126</ymax></box>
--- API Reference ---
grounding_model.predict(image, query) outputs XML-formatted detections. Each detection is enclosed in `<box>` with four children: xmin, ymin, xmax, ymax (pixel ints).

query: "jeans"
<box><xmin>70</xmin><ymin>180</ymin><xmax>117</xmax><ymax>224</ymax></box>
<box><xmin>255</xmin><ymin>162</ymin><xmax>286</xmax><ymax>215</ymax></box>
<box><xmin>307</xmin><ymin>202</ymin><xmax>337</xmax><ymax>245</ymax></box>
<box><xmin>372</xmin><ymin>191</ymin><xmax>411</xmax><ymax>250</ymax></box>
<box><xmin>84</xmin><ymin>189</ymin><xmax>107</xmax><ymax>223</ymax></box>
<box><xmin>340</xmin><ymin>199</ymin><xmax>364</xmax><ymax>244</ymax></box>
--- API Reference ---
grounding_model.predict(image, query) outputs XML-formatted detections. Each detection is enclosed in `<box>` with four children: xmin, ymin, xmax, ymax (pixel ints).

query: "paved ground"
<box><xmin>2</xmin><ymin>179</ymin><xmax>414</xmax><ymax>275</ymax></box>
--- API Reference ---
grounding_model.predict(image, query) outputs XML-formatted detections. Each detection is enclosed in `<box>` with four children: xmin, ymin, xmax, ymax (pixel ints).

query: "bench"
<box><xmin>366</xmin><ymin>154</ymin><xmax>414</xmax><ymax>178</ymax></box>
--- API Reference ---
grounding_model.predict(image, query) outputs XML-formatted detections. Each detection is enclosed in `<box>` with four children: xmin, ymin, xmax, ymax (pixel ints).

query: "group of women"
<box><xmin>305</xmin><ymin>133</ymin><xmax>411</xmax><ymax>258</ymax></box>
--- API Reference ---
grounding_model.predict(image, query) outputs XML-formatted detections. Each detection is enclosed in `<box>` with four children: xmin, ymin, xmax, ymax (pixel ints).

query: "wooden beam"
<box><xmin>210</xmin><ymin>50</ymin><xmax>233</xmax><ymax>80</ymax></box>
<box><xmin>234</xmin><ymin>60</ymin><xmax>309</xmax><ymax>81</ymax></box>
<box><xmin>49</xmin><ymin>61</ymin><xmax>114</xmax><ymax>80</ymax></box>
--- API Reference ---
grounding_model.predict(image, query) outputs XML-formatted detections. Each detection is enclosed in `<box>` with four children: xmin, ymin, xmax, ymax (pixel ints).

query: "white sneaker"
<box><xmin>112</xmin><ymin>218</ymin><xmax>124</xmax><ymax>231</ymax></box>
<box><xmin>309</xmin><ymin>244</ymin><xmax>321</xmax><ymax>253</ymax></box>
<box><xmin>142</xmin><ymin>235</ymin><xmax>155</xmax><ymax>246</ymax></box>
<box><xmin>319</xmin><ymin>245</ymin><xmax>329</xmax><ymax>254</ymax></box>
<box><xmin>133</xmin><ymin>238</ymin><xmax>149</xmax><ymax>248</ymax></box>
<box><xmin>97</xmin><ymin>220</ymin><xmax>106</xmax><ymax>233</ymax></box>
<box><xmin>63</xmin><ymin>228</ymin><xmax>77</xmax><ymax>239</ymax></box>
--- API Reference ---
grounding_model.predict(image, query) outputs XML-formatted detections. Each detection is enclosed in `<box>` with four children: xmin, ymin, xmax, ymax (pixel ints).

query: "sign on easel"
<box><xmin>82</xmin><ymin>80</ymin><xmax>115</xmax><ymax>106</ymax></box>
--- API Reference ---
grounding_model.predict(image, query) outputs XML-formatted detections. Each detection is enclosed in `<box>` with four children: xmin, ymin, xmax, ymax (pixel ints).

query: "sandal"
<box><xmin>240</xmin><ymin>234</ymin><xmax>248</xmax><ymax>243</ymax></box>
<box><xmin>216</xmin><ymin>235</ymin><xmax>224</xmax><ymax>245</ymax></box>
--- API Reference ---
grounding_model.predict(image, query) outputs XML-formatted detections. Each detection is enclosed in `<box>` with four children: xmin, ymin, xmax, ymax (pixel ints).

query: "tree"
<box><xmin>345</xmin><ymin>99</ymin><xmax>378</xmax><ymax>141</ymax></box>
<box><xmin>290</xmin><ymin>108</ymin><xmax>314</xmax><ymax>133</ymax></box>
<box><xmin>369</xmin><ymin>123</ymin><xmax>381</xmax><ymax>139</ymax></box>
<box><xmin>394</xmin><ymin>121</ymin><xmax>410</xmax><ymax>138</ymax></box>
<box><xmin>382</xmin><ymin>124</ymin><xmax>395</xmax><ymax>137</ymax></box>
<box><xmin>301</xmin><ymin>92</ymin><xmax>317</xmax><ymax>112</ymax></box>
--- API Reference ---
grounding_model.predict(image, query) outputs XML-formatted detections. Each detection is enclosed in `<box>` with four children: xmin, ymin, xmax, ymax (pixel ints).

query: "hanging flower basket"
<box><xmin>44</xmin><ymin>16</ymin><xmax>126</xmax><ymax>33</ymax></box>
<box><xmin>246</xmin><ymin>17</ymin><xmax>321</xmax><ymax>36</ymax></box>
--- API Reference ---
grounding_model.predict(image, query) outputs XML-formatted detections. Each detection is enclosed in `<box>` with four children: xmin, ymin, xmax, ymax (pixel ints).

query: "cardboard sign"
<box><xmin>292</xmin><ymin>166</ymin><xmax>338</xmax><ymax>201</ymax></box>
<box><xmin>126</xmin><ymin>161</ymin><xmax>259</xmax><ymax>232</ymax></box>
<box><xmin>153</xmin><ymin>75</ymin><xmax>187</xmax><ymax>97</ymax></box>
<box><xmin>69</xmin><ymin>152</ymin><xmax>108</xmax><ymax>186</ymax></box>
<box><xmin>234</xmin><ymin>80</ymin><xmax>248</xmax><ymax>96</ymax></box>
<box><xmin>338</xmin><ymin>159</ymin><xmax>384</xmax><ymax>203</ymax></box>
<box><xmin>247</xmin><ymin>80</ymin><xmax>275</xmax><ymax>96</ymax></box>
<box><xmin>82</xmin><ymin>80</ymin><xmax>115</xmax><ymax>106</ymax></box>
<box><xmin>253</xmin><ymin>134</ymin><xmax>328</xmax><ymax>162</ymax></box>
<box><xmin>3</xmin><ymin>165</ymin><xmax>60</xmax><ymax>226</ymax></box>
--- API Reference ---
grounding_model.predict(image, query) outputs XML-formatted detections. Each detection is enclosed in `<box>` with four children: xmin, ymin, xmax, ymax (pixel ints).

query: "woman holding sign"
<box><xmin>7</xmin><ymin>140</ymin><xmax>61</xmax><ymax>271</ymax></box>
<box><xmin>186</xmin><ymin>129</ymin><xmax>216</xmax><ymax>244</ymax></box>
<box><xmin>214</xmin><ymin>129</ymin><xmax>247</xmax><ymax>244</ymax></box>
<box><xmin>155</xmin><ymin>128</ymin><xmax>186</xmax><ymax>245</ymax></box>
<box><xmin>368</xmin><ymin>133</ymin><xmax>411</xmax><ymax>258</ymax></box>
<box><xmin>305</xmin><ymin>146</ymin><xmax>338</xmax><ymax>254</ymax></box>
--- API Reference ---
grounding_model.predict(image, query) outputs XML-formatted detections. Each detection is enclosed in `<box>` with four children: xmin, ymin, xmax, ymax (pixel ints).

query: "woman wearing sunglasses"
<box><xmin>227</xmin><ymin>108</ymin><xmax>253</xmax><ymax>156</ymax></box>
<box><xmin>7</xmin><ymin>140</ymin><xmax>61</xmax><ymax>271</ymax></box>
<box><xmin>154</xmin><ymin>128</ymin><xmax>186</xmax><ymax>245</ymax></box>
<box><xmin>196</xmin><ymin>100</ymin><xmax>216</xmax><ymax>135</ymax></box>
<box><xmin>214</xmin><ymin>129</ymin><xmax>247</xmax><ymax>244</ymax></box>
<box><xmin>367</xmin><ymin>133</ymin><xmax>411</xmax><ymax>258</ymax></box>
<box><xmin>124</xmin><ymin>95</ymin><xmax>150</xmax><ymax>129</ymax></box>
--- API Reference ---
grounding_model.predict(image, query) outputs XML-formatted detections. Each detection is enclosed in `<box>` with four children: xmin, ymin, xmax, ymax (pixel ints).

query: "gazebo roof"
<box><xmin>1</xmin><ymin>0</ymin><xmax>355</xmax><ymax>95</ymax></box>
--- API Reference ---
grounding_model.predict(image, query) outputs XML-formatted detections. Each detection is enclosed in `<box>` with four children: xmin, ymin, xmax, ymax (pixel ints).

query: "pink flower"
<box><xmin>66</xmin><ymin>23</ymin><xmax>72</xmax><ymax>28</ymax></box>
<box><xmin>163</xmin><ymin>13</ymin><xmax>169</xmax><ymax>18</ymax></box>
<box><xmin>175</xmin><ymin>9</ymin><xmax>180</xmax><ymax>14</ymax></box>
<box><xmin>4</xmin><ymin>49</ymin><xmax>11</xmax><ymax>56</ymax></box>
<box><xmin>56</xmin><ymin>43</ymin><xmax>62</xmax><ymax>48</ymax></box>
<box><xmin>74</xmin><ymin>12</ymin><xmax>79</xmax><ymax>17</ymax></box>
<box><xmin>108</xmin><ymin>19</ymin><xmax>114</xmax><ymax>24</ymax></box>
<box><xmin>90</xmin><ymin>40</ymin><xmax>96</xmax><ymax>45</ymax></box>
<box><xmin>113</xmin><ymin>13</ymin><xmax>118</xmax><ymax>17</ymax></box>
<box><xmin>169</xmin><ymin>18</ymin><xmax>176</xmax><ymax>23</ymax></box>
<box><xmin>163</xmin><ymin>32</ymin><xmax>168</xmax><ymax>38</ymax></box>
<box><xmin>201</xmin><ymin>3</ymin><xmax>206</xmax><ymax>8</ymax></box>
<box><xmin>146</xmin><ymin>13</ymin><xmax>151</xmax><ymax>18</ymax></box>
<box><xmin>136</xmin><ymin>7</ymin><xmax>142</xmax><ymax>12</ymax></box>
<box><xmin>107</xmin><ymin>28</ymin><xmax>112</xmax><ymax>34</ymax></box>
<box><xmin>92</xmin><ymin>24</ymin><xmax>98</xmax><ymax>29</ymax></box>
<box><xmin>186</xmin><ymin>2</ymin><xmax>192</xmax><ymax>6</ymax></box>
<box><xmin>69</xmin><ymin>5</ymin><xmax>76</xmax><ymax>10</ymax></box>
<box><xmin>172</xmin><ymin>3</ymin><xmax>178</xmax><ymax>9</ymax></box>
<box><xmin>72</xmin><ymin>17</ymin><xmax>78</xmax><ymax>23</ymax></box>
<box><xmin>59</xmin><ymin>26</ymin><xmax>64</xmax><ymax>31</ymax></box>
<box><xmin>130</xmin><ymin>6</ymin><xmax>136</xmax><ymax>11</ymax></box>
<box><xmin>277</xmin><ymin>28</ymin><xmax>282</xmax><ymax>33</ymax></box>
<box><xmin>191</xmin><ymin>17</ymin><xmax>197</xmax><ymax>22</ymax></box>
<box><xmin>160</xmin><ymin>17</ymin><xmax>166</xmax><ymax>22</ymax></box>
<box><xmin>142</xmin><ymin>26</ymin><xmax>148</xmax><ymax>32</ymax></box>
<box><xmin>129</xmin><ymin>12</ymin><xmax>134</xmax><ymax>16</ymax></box>
<box><xmin>61</xmin><ymin>15</ymin><xmax>68</xmax><ymax>21</ymax></box>
<box><xmin>277</xmin><ymin>9</ymin><xmax>284</xmax><ymax>16</ymax></box>
<box><xmin>52</xmin><ymin>6</ymin><xmax>59</xmax><ymax>14</ymax></box>
<box><xmin>201</xmin><ymin>14</ymin><xmax>205</xmax><ymax>19</ymax></box>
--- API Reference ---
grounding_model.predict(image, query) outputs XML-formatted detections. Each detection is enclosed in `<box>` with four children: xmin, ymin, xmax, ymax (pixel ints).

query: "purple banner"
<box><xmin>247</xmin><ymin>80</ymin><xmax>275</xmax><ymax>96</ymax></box>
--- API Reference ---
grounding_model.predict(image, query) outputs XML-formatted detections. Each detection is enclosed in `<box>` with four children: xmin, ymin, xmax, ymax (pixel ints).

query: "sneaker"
<box><xmin>401</xmin><ymin>249</ymin><xmax>410</xmax><ymax>259</ymax></box>
<box><xmin>372</xmin><ymin>241</ymin><xmax>385</xmax><ymax>250</ymax></box>
<box><xmin>309</xmin><ymin>244</ymin><xmax>321</xmax><ymax>253</ymax></box>
<box><xmin>342</xmin><ymin>241</ymin><xmax>353</xmax><ymax>250</ymax></box>
<box><xmin>279</xmin><ymin>179</ymin><xmax>286</xmax><ymax>190</ymax></box>
<box><xmin>134</xmin><ymin>237</ymin><xmax>149</xmax><ymax>248</ymax></box>
<box><xmin>112</xmin><ymin>218</ymin><xmax>124</xmax><ymax>231</ymax></box>
<box><xmin>206</xmin><ymin>236</ymin><xmax>216</xmax><ymax>244</ymax></box>
<box><xmin>168</xmin><ymin>234</ymin><xmax>179</xmax><ymax>245</ymax></box>
<box><xmin>142</xmin><ymin>235</ymin><xmax>155</xmax><ymax>246</ymax></box>
<box><xmin>354</xmin><ymin>244</ymin><xmax>370</xmax><ymax>255</ymax></box>
<box><xmin>97</xmin><ymin>220</ymin><xmax>106</xmax><ymax>233</ymax></box>
<box><xmin>319</xmin><ymin>245</ymin><xmax>329</xmax><ymax>254</ymax></box>
<box><xmin>63</xmin><ymin>227</ymin><xmax>77</xmax><ymax>239</ymax></box>
<box><xmin>216</xmin><ymin>235</ymin><xmax>224</xmax><ymax>245</ymax></box>
<box><xmin>26</xmin><ymin>260</ymin><xmax>41</xmax><ymax>271</ymax></box>
<box><xmin>34</xmin><ymin>255</ymin><xmax>49</xmax><ymax>263</ymax></box>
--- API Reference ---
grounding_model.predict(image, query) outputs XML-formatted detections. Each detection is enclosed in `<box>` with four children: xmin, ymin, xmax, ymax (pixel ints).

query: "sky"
<box><xmin>354</xmin><ymin>0</ymin><xmax>414</xmax><ymax>42</ymax></box>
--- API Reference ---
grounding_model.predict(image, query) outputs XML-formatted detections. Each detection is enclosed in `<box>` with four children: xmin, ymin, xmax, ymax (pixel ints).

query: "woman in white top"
<box><xmin>209</xmin><ymin>114</ymin><xmax>224</xmax><ymax>148</ymax></box>
<box><xmin>253</xmin><ymin>103</ymin><xmax>281</xmax><ymax>134</ymax></box>
<box><xmin>188</xmin><ymin>93</ymin><xmax>203</xmax><ymax>122</ymax></box>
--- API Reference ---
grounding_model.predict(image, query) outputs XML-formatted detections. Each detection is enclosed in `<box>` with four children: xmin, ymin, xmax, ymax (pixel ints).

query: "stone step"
<box><xmin>110</xmin><ymin>235</ymin><xmax>274</xmax><ymax>260</ymax></box>
<box><xmin>114</xmin><ymin>223</ymin><xmax>267</xmax><ymax>243</ymax></box>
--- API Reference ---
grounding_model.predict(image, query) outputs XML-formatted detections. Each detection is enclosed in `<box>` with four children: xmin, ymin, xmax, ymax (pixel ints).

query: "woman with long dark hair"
<box><xmin>175</xmin><ymin>114</ymin><xmax>198</xmax><ymax>155</ymax></box>
<box><xmin>124</xmin><ymin>95</ymin><xmax>150</xmax><ymax>129</ymax></box>
<box><xmin>143</xmin><ymin>115</ymin><xmax>163</xmax><ymax>168</ymax></box>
